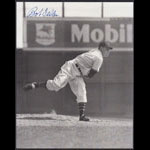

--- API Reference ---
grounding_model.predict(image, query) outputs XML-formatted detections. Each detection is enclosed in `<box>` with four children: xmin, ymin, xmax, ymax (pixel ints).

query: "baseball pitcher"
<box><xmin>23</xmin><ymin>41</ymin><xmax>113</xmax><ymax>121</ymax></box>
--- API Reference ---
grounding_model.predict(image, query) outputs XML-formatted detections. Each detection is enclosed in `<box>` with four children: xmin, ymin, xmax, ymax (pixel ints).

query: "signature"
<box><xmin>27</xmin><ymin>6</ymin><xmax>59</xmax><ymax>17</ymax></box>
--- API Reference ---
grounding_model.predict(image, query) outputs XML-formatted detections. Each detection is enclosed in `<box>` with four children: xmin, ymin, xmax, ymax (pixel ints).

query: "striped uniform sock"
<box><xmin>78</xmin><ymin>102</ymin><xmax>86</xmax><ymax>117</ymax></box>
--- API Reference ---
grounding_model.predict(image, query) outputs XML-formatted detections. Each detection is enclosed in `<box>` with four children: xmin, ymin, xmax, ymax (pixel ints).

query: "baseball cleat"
<box><xmin>23</xmin><ymin>82</ymin><xmax>37</xmax><ymax>91</ymax></box>
<box><xmin>79</xmin><ymin>115</ymin><xmax>90</xmax><ymax>121</ymax></box>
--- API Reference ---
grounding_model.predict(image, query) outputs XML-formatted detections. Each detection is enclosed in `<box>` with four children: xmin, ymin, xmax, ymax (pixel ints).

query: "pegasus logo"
<box><xmin>35</xmin><ymin>23</ymin><xmax>56</xmax><ymax>45</ymax></box>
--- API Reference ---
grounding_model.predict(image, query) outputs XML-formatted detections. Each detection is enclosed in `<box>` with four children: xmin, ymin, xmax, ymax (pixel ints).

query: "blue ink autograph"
<box><xmin>27</xmin><ymin>6</ymin><xmax>59</xmax><ymax>17</ymax></box>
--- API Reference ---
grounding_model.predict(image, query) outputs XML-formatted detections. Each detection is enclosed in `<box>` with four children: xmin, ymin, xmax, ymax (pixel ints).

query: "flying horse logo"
<box><xmin>35</xmin><ymin>23</ymin><xmax>56</xmax><ymax>45</ymax></box>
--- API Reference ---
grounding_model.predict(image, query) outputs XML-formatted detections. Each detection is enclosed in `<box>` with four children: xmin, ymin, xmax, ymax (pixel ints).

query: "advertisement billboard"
<box><xmin>24</xmin><ymin>18</ymin><xmax>133</xmax><ymax>51</ymax></box>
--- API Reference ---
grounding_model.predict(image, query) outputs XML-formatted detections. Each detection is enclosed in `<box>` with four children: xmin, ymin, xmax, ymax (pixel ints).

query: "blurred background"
<box><xmin>16</xmin><ymin>2</ymin><xmax>133</xmax><ymax>118</ymax></box>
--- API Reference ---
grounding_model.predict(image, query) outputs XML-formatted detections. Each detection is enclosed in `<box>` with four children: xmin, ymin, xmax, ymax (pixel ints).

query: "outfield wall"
<box><xmin>16</xmin><ymin>50</ymin><xmax>133</xmax><ymax>118</ymax></box>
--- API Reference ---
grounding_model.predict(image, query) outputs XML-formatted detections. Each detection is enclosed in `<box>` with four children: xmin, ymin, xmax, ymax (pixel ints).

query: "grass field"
<box><xmin>16</xmin><ymin>113</ymin><xmax>133</xmax><ymax>148</ymax></box>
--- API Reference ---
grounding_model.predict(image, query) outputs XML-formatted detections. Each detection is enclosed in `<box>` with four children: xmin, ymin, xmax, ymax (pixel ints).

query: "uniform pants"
<box><xmin>46</xmin><ymin>60</ymin><xmax>87</xmax><ymax>103</ymax></box>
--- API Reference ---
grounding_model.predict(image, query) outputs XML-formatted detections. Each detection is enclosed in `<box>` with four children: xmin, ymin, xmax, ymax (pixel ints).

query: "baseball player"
<box><xmin>23</xmin><ymin>41</ymin><xmax>113</xmax><ymax>121</ymax></box>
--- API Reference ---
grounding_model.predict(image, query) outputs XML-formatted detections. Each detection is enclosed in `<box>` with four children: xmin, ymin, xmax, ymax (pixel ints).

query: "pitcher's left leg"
<box><xmin>69</xmin><ymin>77</ymin><xmax>89</xmax><ymax>121</ymax></box>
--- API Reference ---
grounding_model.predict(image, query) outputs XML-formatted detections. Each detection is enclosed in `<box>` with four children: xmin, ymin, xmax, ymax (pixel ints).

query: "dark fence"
<box><xmin>16</xmin><ymin>49</ymin><xmax>133</xmax><ymax>118</ymax></box>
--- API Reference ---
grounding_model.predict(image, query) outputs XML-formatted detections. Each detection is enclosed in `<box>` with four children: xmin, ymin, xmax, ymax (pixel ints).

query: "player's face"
<box><xmin>101</xmin><ymin>47</ymin><xmax>111</xmax><ymax>57</ymax></box>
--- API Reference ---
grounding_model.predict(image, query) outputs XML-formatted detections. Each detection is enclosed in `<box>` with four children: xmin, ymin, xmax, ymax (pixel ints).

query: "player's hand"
<box><xmin>84</xmin><ymin>75</ymin><xmax>89</xmax><ymax>79</ymax></box>
<box><xmin>23</xmin><ymin>82</ymin><xmax>37</xmax><ymax>91</ymax></box>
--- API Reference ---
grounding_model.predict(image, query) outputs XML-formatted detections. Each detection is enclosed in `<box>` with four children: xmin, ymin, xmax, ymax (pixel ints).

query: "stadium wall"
<box><xmin>16</xmin><ymin>49</ymin><xmax>133</xmax><ymax>118</ymax></box>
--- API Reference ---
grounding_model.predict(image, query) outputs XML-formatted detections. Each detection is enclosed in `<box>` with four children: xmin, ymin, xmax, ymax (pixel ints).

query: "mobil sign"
<box><xmin>24</xmin><ymin>18</ymin><xmax>133</xmax><ymax>50</ymax></box>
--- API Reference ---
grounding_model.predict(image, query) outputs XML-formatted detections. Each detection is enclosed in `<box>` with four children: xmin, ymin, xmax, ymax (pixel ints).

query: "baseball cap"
<box><xmin>99</xmin><ymin>41</ymin><xmax>113</xmax><ymax>50</ymax></box>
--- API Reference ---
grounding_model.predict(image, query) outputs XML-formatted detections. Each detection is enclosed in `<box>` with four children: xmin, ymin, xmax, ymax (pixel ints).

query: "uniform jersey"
<box><xmin>46</xmin><ymin>48</ymin><xmax>103</xmax><ymax>103</ymax></box>
<box><xmin>73</xmin><ymin>49</ymin><xmax>103</xmax><ymax>76</ymax></box>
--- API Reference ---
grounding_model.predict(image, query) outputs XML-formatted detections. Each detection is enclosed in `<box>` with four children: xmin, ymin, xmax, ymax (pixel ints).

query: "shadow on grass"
<box><xmin>17</xmin><ymin>116</ymin><xmax>74</xmax><ymax>121</ymax></box>
<box><xmin>18</xmin><ymin>117</ymin><xmax>57</xmax><ymax>120</ymax></box>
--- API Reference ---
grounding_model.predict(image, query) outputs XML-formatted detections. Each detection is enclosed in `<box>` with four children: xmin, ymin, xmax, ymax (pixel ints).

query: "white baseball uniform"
<box><xmin>46</xmin><ymin>48</ymin><xmax>103</xmax><ymax>103</ymax></box>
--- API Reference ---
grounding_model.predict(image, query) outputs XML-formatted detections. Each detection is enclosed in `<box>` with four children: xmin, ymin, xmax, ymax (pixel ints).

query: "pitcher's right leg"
<box><xmin>24</xmin><ymin>61</ymin><xmax>72</xmax><ymax>92</ymax></box>
<box><xmin>46</xmin><ymin>69</ymin><xmax>70</xmax><ymax>92</ymax></box>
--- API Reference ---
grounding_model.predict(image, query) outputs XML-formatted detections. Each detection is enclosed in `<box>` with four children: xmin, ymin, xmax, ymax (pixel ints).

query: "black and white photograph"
<box><xmin>16</xmin><ymin>1</ymin><xmax>133</xmax><ymax>148</ymax></box>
